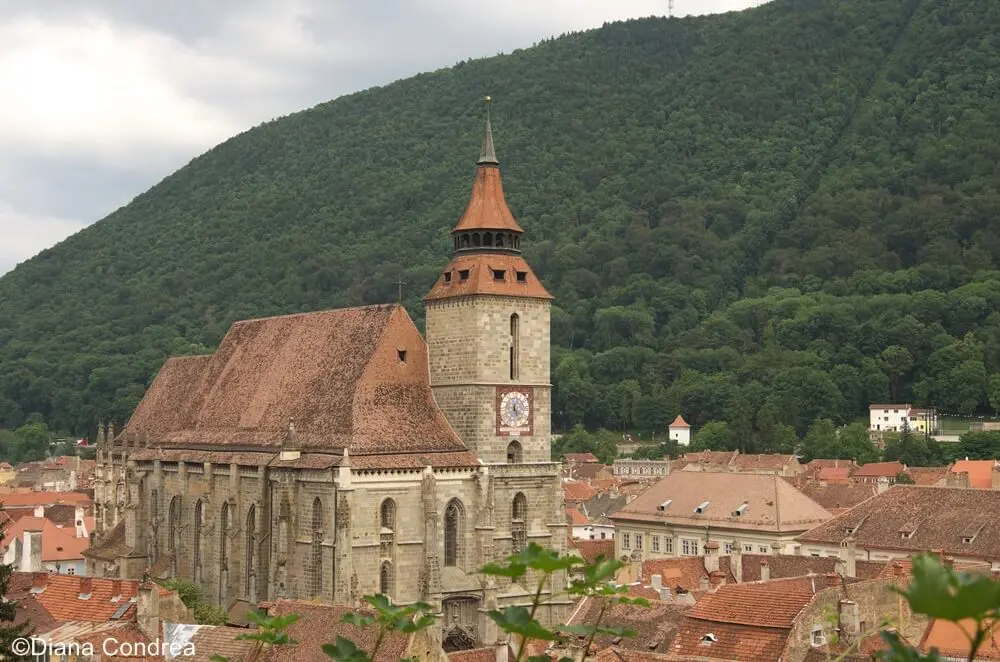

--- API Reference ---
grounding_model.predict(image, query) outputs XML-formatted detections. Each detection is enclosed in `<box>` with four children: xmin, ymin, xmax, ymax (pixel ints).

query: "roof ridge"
<box><xmin>232</xmin><ymin>303</ymin><xmax>399</xmax><ymax>326</ymax></box>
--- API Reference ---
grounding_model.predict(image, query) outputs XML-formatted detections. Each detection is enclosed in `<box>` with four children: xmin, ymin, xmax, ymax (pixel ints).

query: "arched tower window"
<box><xmin>380</xmin><ymin>561</ymin><xmax>394</xmax><ymax>599</ymax></box>
<box><xmin>496</xmin><ymin>234</ymin><xmax>505</xmax><ymax>248</ymax></box>
<box><xmin>149</xmin><ymin>489</ymin><xmax>159</xmax><ymax>559</ymax></box>
<box><xmin>220</xmin><ymin>502</ymin><xmax>231</xmax><ymax>571</ymax></box>
<box><xmin>245</xmin><ymin>504</ymin><xmax>256</xmax><ymax>597</ymax></box>
<box><xmin>510</xmin><ymin>313</ymin><xmax>520</xmax><ymax>380</ymax></box>
<box><xmin>310</xmin><ymin>497</ymin><xmax>323</xmax><ymax>598</ymax></box>
<box><xmin>511</xmin><ymin>493</ymin><xmax>527</xmax><ymax>553</ymax></box>
<box><xmin>380</xmin><ymin>498</ymin><xmax>396</xmax><ymax>559</ymax></box>
<box><xmin>461</xmin><ymin>234</ymin><xmax>470</xmax><ymax>248</ymax></box>
<box><xmin>193</xmin><ymin>499</ymin><xmax>203</xmax><ymax>582</ymax></box>
<box><xmin>507</xmin><ymin>441</ymin><xmax>522</xmax><ymax>464</ymax></box>
<box><xmin>484</xmin><ymin>232</ymin><xmax>493</xmax><ymax>247</ymax></box>
<box><xmin>444</xmin><ymin>499</ymin><xmax>465</xmax><ymax>568</ymax></box>
<box><xmin>168</xmin><ymin>496</ymin><xmax>180</xmax><ymax>576</ymax></box>
<box><xmin>472</xmin><ymin>233</ymin><xmax>481</xmax><ymax>247</ymax></box>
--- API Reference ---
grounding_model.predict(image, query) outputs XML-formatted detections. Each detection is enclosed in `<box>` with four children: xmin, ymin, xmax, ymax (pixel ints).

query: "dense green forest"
<box><xmin>0</xmin><ymin>0</ymin><xmax>998</xmax><ymax>455</ymax></box>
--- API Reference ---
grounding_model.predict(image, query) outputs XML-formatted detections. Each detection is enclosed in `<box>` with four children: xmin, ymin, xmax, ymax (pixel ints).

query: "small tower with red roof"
<box><xmin>669</xmin><ymin>415</ymin><xmax>691</xmax><ymax>446</ymax></box>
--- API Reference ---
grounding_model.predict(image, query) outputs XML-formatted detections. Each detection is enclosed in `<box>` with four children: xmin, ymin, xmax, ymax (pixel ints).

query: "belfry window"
<box><xmin>493</xmin><ymin>269</ymin><xmax>506</xmax><ymax>281</ymax></box>
<box><xmin>516</xmin><ymin>271</ymin><xmax>527</xmax><ymax>282</ymax></box>
<box><xmin>496</xmin><ymin>234</ymin><xmax>505</xmax><ymax>248</ymax></box>
<box><xmin>484</xmin><ymin>233</ymin><xmax>494</xmax><ymax>247</ymax></box>
<box><xmin>510</xmin><ymin>313</ymin><xmax>520</xmax><ymax>380</ymax></box>
<box><xmin>473</xmin><ymin>233</ymin><xmax>481</xmax><ymax>247</ymax></box>
<box><xmin>511</xmin><ymin>493</ymin><xmax>527</xmax><ymax>553</ymax></box>
<box><xmin>459</xmin><ymin>270</ymin><xmax>470</xmax><ymax>281</ymax></box>
<box><xmin>507</xmin><ymin>440</ymin><xmax>522</xmax><ymax>464</ymax></box>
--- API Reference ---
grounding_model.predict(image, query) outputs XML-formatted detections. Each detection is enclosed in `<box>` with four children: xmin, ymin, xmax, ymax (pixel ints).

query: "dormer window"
<box><xmin>443</xmin><ymin>272</ymin><xmax>452</xmax><ymax>283</ymax></box>
<box><xmin>700</xmin><ymin>634</ymin><xmax>717</xmax><ymax>646</ymax></box>
<box><xmin>656</xmin><ymin>500</ymin><xmax>672</xmax><ymax>511</ymax></box>
<box><xmin>459</xmin><ymin>269</ymin><xmax>470</xmax><ymax>281</ymax></box>
<box><xmin>397</xmin><ymin>350</ymin><xmax>407</xmax><ymax>363</ymax></box>
<box><xmin>694</xmin><ymin>501</ymin><xmax>710</xmax><ymax>514</ymax></box>
<box><xmin>516</xmin><ymin>271</ymin><xmax>527</xmax><ymax>282</ymax></box>
<box><xmin>733</xmin><ymin>503</ymin><xmax>749</xmax><ymax>517</ymax></box>
<box><xmin>493</xmin><ymin>269</ymin><xmax>506</xmax><ymax>281</ymax></box>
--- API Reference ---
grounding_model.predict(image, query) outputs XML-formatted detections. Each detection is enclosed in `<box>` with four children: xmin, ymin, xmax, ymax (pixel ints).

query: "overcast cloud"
<box><xmin>0</xmin><ymin>0</ymin><xmax>758</xmax><ymax>275</ymax></box>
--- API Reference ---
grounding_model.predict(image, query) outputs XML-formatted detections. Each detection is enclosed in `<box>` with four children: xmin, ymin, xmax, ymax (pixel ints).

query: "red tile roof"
<box><xmin>816</xmin><ymin>467</ymin><xmax>850</xmax><ymax>484</ymax></box>
<box><xmin>672</xmin><ymin>620</ymin><xmax>791</xmax><ymax>661</ymax></box>
<box><xmin>13</xmin><ymin>573</ymin><xmax>170</xmax><ymax>623</ymax></box>
<box><xmin>638</xmin><ymin>558</ymin><xmax>710</xmax><ymax>592</ymax></box>
<box><xmin>425</xmin><ymin>253</ymin><xmax>552</xmax><ymax>301</ymax></box>
<box><xmin>920</xmin><ymin>618</ymin><xmax>1000</xmax><ymax>660</ymax></box>
<box><xmin>731</xmin><ymin>454</ymin><xmax>797</xmax><ymax>471</ymax></box>
<box><xmin>0</xmin><ymin>492</ymin><xmax>91</xmax><ymax>508</ymax></box>
<box><xmin>447</xmin><ymin>649</ymin><xmax>497</xmax><ymax>662</ymax></box>
<box><xmin>905</xmin><ymin>466</ymin><xmax>950</xmax><ymax>486</ymax></box>
<box><xmin>264</xmin><ymin>600</ymin><xmax>411</xmax><ymax>662</ymax></box>
<box><xmin>669</xmin><ymin>416</ymin><xmax>690</xmax><ymax>429</ymax></box>
<box><xmin>797</xmin><ymin>482</ymin><xmax>876</xmax><ymax>515</ymax></box>
<box><xmin>0</xmin><ymin>515</ymin><xmax>93</xmax><ymax>561</ymax></box>
<box><xmin>186</xmin><ymin>626</ymin><xmax>260</xmax><ymax>662</ymax></box>
<box><xmin>681</xmin><ymin>451</ymin><xmax>737</xmax><ymax>466</ymax></box>
<box><xmin>568</xmin><ymin>597</ymin><xmax>689</xmax><ymax>655</ymax></box>
<box><xmin>949</xmin><ymin>460</ymin><xmax>999</xmax><ymax>489</ymax></box>
<box><xmin>566</xmin><ymin>507</ymin><xmax>589</xmax><ymax>527</ymax></box>
<box><xmin>563</xmin><ymin>481</ymin><xmax>597</xmax><ymax>502</ymax></box>
<box><xmin>564</xmin><ymin>453</ymin><xmax>600</xmax><ymax>464</ymax></box>
<box><xmin>853</xmin><ymin>461</ymin><xmax>905</xmax><ymax>478</ymax></box>
<box><xmin>123</xmin><ymin>305</ymin><xmax>473</xmax><ymax>465</ymax></box>
<box><xmin>686</xmin><ymin>576</ymin><xmax>828</xmax><ymax>628</ymax></box>
<box><xmin>451</xmin><ymin>160</ymin><xmax>523</xmax><ymax>233</ymax></box>
<box><xmin>569</xmin><ymin>539</ymin><xmax>615</xmax><ymax>564</ymax></box>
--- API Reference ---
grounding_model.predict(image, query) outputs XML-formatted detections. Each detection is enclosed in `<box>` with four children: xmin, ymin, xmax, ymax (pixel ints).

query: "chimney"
<box><xmin>699</xmin><ymin>575</ymin><xmax>709</xmax><ymax>591</ymax></box>
<box><xmin>651</xmin><ymin>574</ymin><xmax>663</xmax><ymax>591</ymax></box>
<box><xmin>708</xmin><ymin>570</ymin><xmax>725</xmax><ymax>591</ymax></box>
<box><xmin>876</xmin><ymin>476</ymin><xmax>890</xmax><ymax>494</ymax></box>
<box><xmin>760</xmin><ymin>559</ymin><xmax>770</xmax><ymax>582</ymax></box>
<box><xmin>841</xmin><ymin>536</ymin><xmax>857</xmax><ymax>579</ymax></box>
<box><xmin>704</xmin><ymin>541</ymin><xmax>720</xmax><ymax>573</ymax></box>
<box><xmin>137</xmin><ymin>582</ymin><xmax>161</xmax><ymax>639</ymax></box>
<box><xmin>75</xmin><ymin>506</ymin><xmax>87</xmax><ymax>538</ymax></box>
<box><xmin>838</xmin><ymin>600</ymin><xmax>861</xmax><ymax>646</ymax></box>
<box><xmin>33</xmin><ymin>505</ymin><xmax>44</xmax><ymax>518</ymax></box>
<box><xmin>30</xmin><ymin>571</ymin><xmax>48</xmax><ymax>592</ymax></box>
<box><xmin>23</xmin><ymin>530</ymin><xmax>43</xmax><ymax>572</ymax></box>
<box><xmin>732</xmin><ymin>539</ymin><xmax>743</xmax><ymax>583</ymax></box>
<box><xmin>78</xmin><ymin>576</ymin><xmax>94</xmax><ymax>597</ymax></box>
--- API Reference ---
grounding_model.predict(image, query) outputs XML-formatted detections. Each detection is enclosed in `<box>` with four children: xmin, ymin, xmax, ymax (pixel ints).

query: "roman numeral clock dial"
<box><xmin>496</xmin><ymin>387</ymin><xmax>533</xmax><ymax>436</ymax></box>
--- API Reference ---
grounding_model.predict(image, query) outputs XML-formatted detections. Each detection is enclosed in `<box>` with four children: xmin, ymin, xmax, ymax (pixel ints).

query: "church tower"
<box><xmin>425</xmin><ymin>101</ymin><xmax>553</xmax><ymax>465</ymax></box>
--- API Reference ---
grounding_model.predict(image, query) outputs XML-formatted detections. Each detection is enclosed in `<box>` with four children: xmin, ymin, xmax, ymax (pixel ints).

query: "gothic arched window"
<box><xmin>220</xmin><ymin>502</ymin><xmax>231</xmax><ymax>570</ymax></box>
<box><xmin>461</xmin><ymin>234</ymin><xmax>470</xmax><ymax>248</ymax></box>
<box><xmin>310</xmin><ymin>498</ymin><xmax>323</xmax><ymax>598</ymax></box>
<box><xmin>444</xmin><ymin>499</ymin><xmax>465</xmax><ymax>568</ymax></box>
<box><xmin>507</xmin><ymin>440</ymin><xmax>522</xmax><ymax>464</ymax></box>
<box><xmin>380</xmin><ymin>498</ymin><xmax>396</xmax><ymax>558</ymax></box>
<box><xmin>496</xmin><ymin>234</ymin><xmax>505</xmax><ymax>248</ymax></box>
<box><xmin>168</xmin><ymin>496</ymin><xmax>181</xmax><ymax>576</ymax></box>
<box><xmin>245</xmin><ymin>504</ymin><xmax>256</xmax><ymax>597</ymax></box>
<box><xmin>472</xmin><ymin>233</ymin><xmax>481</xmax><ymax>247</ymax></box>
<box><xmin>511</xmin><ymin>493</ymin><xmax>527</xmax><ymax>553</ymax></box>
<box><xmin>510</xmin><ymin>314</ymin><xmax>520</xmax><ymax>380</ymax></box>
<box><xmin>193</xmin><ymin>499</ymin><xmax>203</xmax><ymax>582</ymax></box>
<box><xmin>149</xmin><ymin>489</ymin><xmax>159</xmax><ymax>559</ymax></box>
<box><xmin>380</xmin><ymin>561</ymin><xmax>394</xmax><ymax>599</ymax></box>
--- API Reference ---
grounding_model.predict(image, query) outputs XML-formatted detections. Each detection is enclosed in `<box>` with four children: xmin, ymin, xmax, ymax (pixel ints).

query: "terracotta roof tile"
<box><xmin>613</xmin><ymin>472</ymin><xmax>831</xmax><ymax>532</ymax></box>
<box><xmin>638</xmin><ymin>558</ymin><xmax>710</xmax><ymax>592</ymax></box>
<box><xmin>797</xmin><ymin>485</ymin><xmax>1000</xmax><ymax>559</ymax></box>
<box><xmin>565</xmin><ymin>453</ymin><xmax>600</xmax><ymax>464</ymax></box>
<box><xmin>920</xmin><ymin>618</ymin><xmax>1000</xmax><ymax>660</ymax></box>
<box><xmin>669</xmin><ymin>416</ymin><xmax>690</xmax><ymax>429</ymax></box>
<box><xmin>672</xmin><ymin>620</ymin><xmax>790</xmax><ymax>661</ymax></box>
<box><xmin>0</xmin><ymin>515</ymin><xmax>90</xmax><ymax>561</ymax></box>
<box><xmin>12</xmin><ymin>572</ymin><xmax>169</xmax><ymax>623</ymax></box>
<box><xmin>731</xmin><ymin>454</ymin><xmax>797</xmax><ymax>471</ymax></box>
<box><xmin>566</xmin><ymin>507</ymin><xmax>589</xmax><ymax>527</ymax></box>
<box><xmin>853</xmin><ymin>461</ymin><xmax>905</xmax><ymax>478</ymax></box>
<box><xmin>797</xmin><ymin>482</ymin><xmax>876</xmax><ymax>515</ymax></box>
<box><xmin>568</xmin><ymin>597</ymin><xmax>689</xmax><ymax>655</ymax></box>
<box><xmin>564</xmin><ymin>482</ymin><xmax>597</xmax><ymax>503</ymax></box>
<box><xmin>451</xmin><ymin>162</ymin><xmax>523</xmax><ymax>233</ymax></box>
<box><xmin>447</xmin><ymin>649</ymin><xmax>497</xmax><ymax>662</ymax></box>
<box><xmin>680</xmin><ymin>452</ymin><xmax>737</xmax><ymax>466</ymax></box>
<box><xmin>567</xmin><ymin>463</ymin><xmax>610</xmax><ymax>481</ymax></box>
<box><xmin>424</xmin><ymin>253</ymin><xmax>552</xmax><ymax>302</ymax></box>
<box><xmin>686</xmin><ymin>576</ymin><xmax>830</xmax><ymax>628</ymax></box>
<box><xmin>264</xmin><ymin>600</ymin><xmax>411</xmax><ymax>662</ymax></box>
<box><xmin>0</xmin><ymin>492</ymin><xmax>91</xmax><ymax>508</ymax></box>
<box><xmin>949</xmin><ymin>460</ymin><xmax>999</xmax><ymax>489</ymax></box>
<box><xmin>816</xmin><ymin>467</ymin><xmax>850</xmax><ymax>484</ymax></box>
<box><xmin>570</xmin><ymin>539</ymin><xmax>615</xmax><ymax>564</ymax></box>
<box><xmin>124</xmin><ymin>305</ymin><xmax>468</xmax><ymax>463</ymax></box>
<box><xmin>185</xmin><ymin>625</ymin><xmax>260</xmax><ymax>662</ymax></box>
<box><xmin>905</xmin><ymin>466</ymin><xmax>950</xmax><ymax>486</ymax></box>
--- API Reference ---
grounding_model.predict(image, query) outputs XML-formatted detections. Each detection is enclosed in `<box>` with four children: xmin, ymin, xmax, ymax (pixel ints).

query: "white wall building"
<box><xmin>669</xmin><ymin>415</ymin><xmax>691</xmax><ymax>446</ymax></box>
<box><xmin>868</xmin><ymin>404</ymin><xmax>937</xmax><ymax>434</ymax></box>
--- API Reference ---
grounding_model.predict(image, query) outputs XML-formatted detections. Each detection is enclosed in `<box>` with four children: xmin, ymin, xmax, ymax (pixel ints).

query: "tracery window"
<box><xmin>511</xmin><ymin>493</ymin><xmax>527</xmax><ymax>553</ymax></box>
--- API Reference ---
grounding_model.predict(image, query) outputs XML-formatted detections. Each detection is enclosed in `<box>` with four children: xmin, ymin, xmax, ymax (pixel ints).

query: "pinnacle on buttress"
<box><xmin>477</xmin><ymin>96</ymin><xmax>498</xmax><ymax>166</ymax></box>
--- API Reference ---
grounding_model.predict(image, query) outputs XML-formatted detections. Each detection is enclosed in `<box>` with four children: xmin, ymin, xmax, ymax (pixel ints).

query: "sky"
<box><xmin>0</xmin><ymin>0</ymin><xmax>759</xmax><ymax>276</ymax></box>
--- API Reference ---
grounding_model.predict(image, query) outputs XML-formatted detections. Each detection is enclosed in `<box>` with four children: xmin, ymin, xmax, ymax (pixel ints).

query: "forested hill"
<box><xmin>1</xmin><ymin>0</ymin><xmax>998</xmax><ymax>451</ymax></box>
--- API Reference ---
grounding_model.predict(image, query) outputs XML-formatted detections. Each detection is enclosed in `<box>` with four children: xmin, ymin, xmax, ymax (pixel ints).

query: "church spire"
<box><xmin>477</xmin><ymin>96</ymin><xmax>498</xmax><ymax>166</ymax></box>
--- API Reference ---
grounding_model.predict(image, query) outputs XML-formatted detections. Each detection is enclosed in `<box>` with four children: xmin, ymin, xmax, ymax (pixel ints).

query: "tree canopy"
<box><xmin>0</xmin><ymin>0</ymin><xmax>998</xmax><ymax>450</ymax></box>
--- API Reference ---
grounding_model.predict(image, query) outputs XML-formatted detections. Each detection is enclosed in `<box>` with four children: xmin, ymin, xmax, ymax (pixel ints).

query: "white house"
<box><xmin>566</xmin><ymin>506</ymin><xmax>615</xmax><ymax>541</ymax></box>
<box><xmin>669</xmin><ymin>415</ymin><xmax>691</xmax><ymax>446</ymax></box>
<box><xmin>868</xmin><ymin>404</ymin><xmax>937</xmax><ymax>435</ymax></box>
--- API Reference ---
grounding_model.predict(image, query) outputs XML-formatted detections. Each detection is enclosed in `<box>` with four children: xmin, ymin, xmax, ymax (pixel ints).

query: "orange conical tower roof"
<box><xmin>451</xmin><ymin>108</ymin><xmax>523</xmax><ymax>233</ymax></box>
<box><xmin>670</xmin><ymin>415</ymin><xmax>690</xmax><ymax>429</ymax></box>
<box><xmin>425</xmin><ymin>98</ymin><xmax>550</xmax><ymax>303</ymax></box>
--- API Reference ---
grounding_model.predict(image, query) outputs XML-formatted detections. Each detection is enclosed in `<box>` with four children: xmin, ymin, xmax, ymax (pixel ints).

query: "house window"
<box><xmin>743</xmin><ymin>544</ymin><xmax>753</xmax><ymax>553</ymax></box>
<box><xmin>682</xmin><ymin>539</ymin><xmax>698</xmax><ymax>556</ymax></box>
<box><xmin>811</xmin><ymin>627</ymin><xmax>826</xmax><ymax>647</ymax></box>
<box><xmin>635</xmin><ymin>534</ymin><xmax>643</xmax><ymax>551</ymax></box>
<box><xmin>622</xmin><ymin>533</ymin><xmax>631</xmax><ymax>550</ymax></box>
<box><xmin>758</xmin><ymin>545</ymin><xmax>769</xmax><ymax>554</ymax></box>
<box><xmin>507</xmin><ymin>440</ymin><xmax>522</xmax><ymax>463</ymax></box>
<box><xmin>724</xmin><ymin>543</ymin><xmax>733</xmax><ymax>554</ymax></box>
<box><xmin>397</xmin><ymin>349</ymin><xmax>407</xmax><ymax>363</ymax></box>
<box><xmin>67</xmin><ymin>567</ymin><xmax>76</xmax><ymax>575</ymax></box>
<box><xmin>663</xmin><ymin>537</ymin><xmax>673</xmax><ymax>554</ymax></box>
<box><xmin>601</xmin><ymin>532</ymin><xmax>606</xmax><ymax>539</ymax></box>
<box><xmin>651</xmin><ymin>535</ymin><xmax>660</xmax><ymax>552</ymax></box>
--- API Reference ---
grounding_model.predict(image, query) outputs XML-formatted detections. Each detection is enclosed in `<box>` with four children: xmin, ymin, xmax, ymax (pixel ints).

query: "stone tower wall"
<box><xmin>426</xmin><ymin>296</ymin><xmax>551</xmax><ymax>464</ymax></box>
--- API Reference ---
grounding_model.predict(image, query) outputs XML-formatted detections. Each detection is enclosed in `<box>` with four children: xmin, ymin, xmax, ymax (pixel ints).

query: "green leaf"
<box><xmin>487</xmin><ymin>607</ymin><xmax>557</xmax><ymax>641</ymax></box>
<box><xmin>322</xmin><ymin>636</ymin><xmax>372</xmax><ymax>662</ymax></box>
<box><xmin>898</xmin><ymin>554</ymin><xmax>1000</xmax><ymax>621</ymax></box>
<box><xmin>480</xmin><ymin>561</ymin><xmax>528</xmax><ymax>579</ymax></box>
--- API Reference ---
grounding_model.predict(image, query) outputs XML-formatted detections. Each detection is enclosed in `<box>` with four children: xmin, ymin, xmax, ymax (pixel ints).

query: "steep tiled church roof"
<box><xmin>123</xmin><ymin>304</ymin><xmax>474</xmax><ymax>463</ymax></box>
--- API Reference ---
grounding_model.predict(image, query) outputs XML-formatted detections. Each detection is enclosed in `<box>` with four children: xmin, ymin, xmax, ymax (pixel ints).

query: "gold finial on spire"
<box><xmin>478</xmin><ymin>95</ymin><xmax>498</xmax><ymax>166</ymax></box>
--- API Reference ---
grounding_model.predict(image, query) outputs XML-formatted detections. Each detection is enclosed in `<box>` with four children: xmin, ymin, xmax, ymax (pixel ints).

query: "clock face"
<box><xmin>499</xmin><ymin>391</ymin><xmax>530</xmax><ymax>428</ymax></box>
